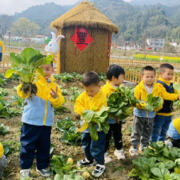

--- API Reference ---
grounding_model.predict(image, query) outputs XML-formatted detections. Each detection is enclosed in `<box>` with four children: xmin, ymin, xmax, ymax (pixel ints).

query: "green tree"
<box><xmin>11</xmin><ymin>17</ymin><xmax>39</xmax><ymax>37</ymax></box>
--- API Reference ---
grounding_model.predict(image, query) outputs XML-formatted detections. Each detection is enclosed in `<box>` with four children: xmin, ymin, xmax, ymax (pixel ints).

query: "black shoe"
<box><xmin>92</xmin><ymin>164</ymin><xmax>106</xmax><ymax>177</ymax></box>
<box><xmin>77</xmin><ymin>158</ymin><xmax>94</xmax><ymax>166</ymax></box>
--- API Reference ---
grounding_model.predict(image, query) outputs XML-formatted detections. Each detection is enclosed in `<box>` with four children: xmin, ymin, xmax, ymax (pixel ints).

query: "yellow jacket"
<box><xmin>168</xmin><ymin>118</ymin><xmax>180</xmax><ymax>140</ymax></box>
<box><xmin>0</xmin><ymin>143</ymin><xmax>4</xmax><ymax>158</ymax></box>
<box><xmin>74</xmin><ymin>89</ymin><xmax>107</xmax><ymax>115</ymax></box>
<box><xmin>133</xmin><ymin>81</ymin><xmax>162</xmax><ymax>118</ymax></box>
<box><xmin>102</xmin><ymin>81</ymin><xmax>115</xmax><ymax>98</ymax></box>
<box><xmin>0</xmin><ymin>41</ymin><xmax>5</xmax><ymax>53</ymax></box>
<box><xmin>17</xmin><ymin>76</ymin><xmax>65</xmax><ymax>126</ymax></box>
<box><xmin>156</xmin><ymin>78</ymin><xmax>179</xmax><ymax>116</ymax></box>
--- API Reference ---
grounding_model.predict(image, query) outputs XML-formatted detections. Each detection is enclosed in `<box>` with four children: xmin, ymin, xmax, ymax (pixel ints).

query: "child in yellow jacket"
<box><xmin>0</xmin><ymin>40</ymin><xmax>5</xmax><ymax>62</ymax></box>
<box><xmin>0</xmin><ymin>143</ymin><xmax>7</xmax><ymax>178</ymax></box>
<box><xmin>129</xmin><ymin>66</ymin><xmax>162</xmax><ymax>156</ymax></box>
<box><xmin>74</xmin><ymin>72</ymin><xmax>107</xmax><ymax>178</ymax></box>
<box><xmin>102</xmin><ymin>64</ymin><xmax>125</xmax><ymax>163</ymax></box>
<box><xmin>150</xmin><ymin>63</ymin><xmax>180</xmax><ymax>142</ymax></box>
<box><xmin>18</xmin><ymin>61</ymin><xmax>65</xmax><ymax>179</ymax></box>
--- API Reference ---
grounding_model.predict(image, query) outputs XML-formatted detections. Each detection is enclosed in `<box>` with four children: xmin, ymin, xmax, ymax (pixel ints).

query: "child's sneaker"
<box><xmin>104</xmin><ymin>153</ymin><xmax>112</xmax><ymax>163</ymax></box>
<box><xmin>77</xmin><ymin>158</ymin><xmax>94</xmax><ymax>167</ymax></box>
<box><xmin>129</xmin><ymin>146</ymin><xmax>139</xmax><ymax>156</ymax></box>
<box><xmin>92</xmin><ymin>164</ymin><xmax>106</xmax><ymax>177</ymax></box>
<box><xmin>20</xmin><ymin>169</ymin><xmax>30</xmax><ymax>180</ymax></box>
<box><xmin>138</xmin><ymin>144</ymin><xmax>147</xmax><ymax>152</ymax></box>
<box><xmin>36</xmin><ymin>167</ymin><xmax>51</xmax><ymax>177</ymax></box>
<box><xmin>165</xmin><ymin>140</ymin><xmax>173</xmax><ymax>149</ymax></box>
<box><xmin>114</xmin><ymin>149</ymin><xmax>126</xmax><ymax>160</ymax></box>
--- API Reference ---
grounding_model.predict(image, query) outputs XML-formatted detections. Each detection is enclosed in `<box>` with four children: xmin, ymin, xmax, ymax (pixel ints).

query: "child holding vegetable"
<box><xmin>165</xmin><ymin>118</ymin><xmax>180</xmax><ymax>148</ymax></box>
<box><xmin>102</xmin><ymin>64</ymin><xmax>126</xmax><ymax>163</ymax></box>
<box><xmin>0</xmin><ymin>143</ymin><xmax>7</xmax><ymax>179</ymax></box>
<box><xmin>74</xmin><ymin>72</ymin><xmax>107</xmax><ymax>178</ymax></box>
<box><xmin>150</xmin><ymin>64</ymin><xmax>180</xmax><ymax>142</ymax></box>
<box><xmin>17</xmin><ymin>61</ymin><xmax>65</xmax><ymax>179</ymax></box>
<box><xmin>129</xmin><ymin>66</ymin><xmax>162</xmax><ymax>156</ymax></box>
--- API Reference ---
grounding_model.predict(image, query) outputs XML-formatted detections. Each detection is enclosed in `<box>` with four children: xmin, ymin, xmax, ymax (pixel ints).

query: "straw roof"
<box><xmin>51</xmin><ymin>1</ymin><xmax>119</xmax><ymax>34</ymax></box>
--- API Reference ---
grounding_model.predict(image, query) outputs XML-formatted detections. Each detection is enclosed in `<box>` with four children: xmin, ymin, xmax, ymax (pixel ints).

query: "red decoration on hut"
<box><xmin>71</xmin><ymin>27</ymin><xmax>93</xmax><ymax>52</ymax></box>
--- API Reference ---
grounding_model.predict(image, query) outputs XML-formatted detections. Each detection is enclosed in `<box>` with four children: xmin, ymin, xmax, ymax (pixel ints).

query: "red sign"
<box><xmin>71</xmin><ymin>27</ymin><xmax>93</xmax><ymax>51</ymax></box>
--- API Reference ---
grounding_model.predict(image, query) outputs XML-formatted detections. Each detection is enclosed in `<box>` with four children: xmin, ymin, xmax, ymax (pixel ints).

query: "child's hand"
<box><xmin>178</xmin><ymin>94</ymin><xmax>180</xmax><ymax>100</ymax></box>
<box><xmin>50</xmin><ymin>86</ymin><xmax>58</xmax><ymax>99</ymax></box>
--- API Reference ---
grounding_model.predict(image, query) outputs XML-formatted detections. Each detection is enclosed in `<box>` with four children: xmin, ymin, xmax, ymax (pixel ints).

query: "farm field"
<box><xmin>134</xmin><ymin>54</ymin><xmax>180</xmax><ymax>63</ymax></box>
<box><xmin>0</xmin><ymin>73</ymin><xmax>180</xmax><ymax>180</ymax></box>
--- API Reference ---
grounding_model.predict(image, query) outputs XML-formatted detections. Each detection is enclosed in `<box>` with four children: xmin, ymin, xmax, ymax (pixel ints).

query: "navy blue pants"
<box><xmin>82</xmin><ymin>131</ymin><xmax>106</xmax><ymax>165</ymax></box>
<box><xmin>0</xmin><ymin>53</ymin><xmax>2</xmax><ymax>62</ymax></box>
<box><xmin>150</xmin><ymin>115</ymin><xmax>172</xmax><ymax>142</ymax></box>
<box><xmin>20</xmin><ymin>123</ymin><xmax>51</xmax><ymax>170</ymax></box>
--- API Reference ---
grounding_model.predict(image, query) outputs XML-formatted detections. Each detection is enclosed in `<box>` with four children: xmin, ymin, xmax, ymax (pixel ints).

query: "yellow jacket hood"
<box><xmin>102</xmin><ymin>81</ymin><xmax>116</xmax><ymax>98</ymax></box>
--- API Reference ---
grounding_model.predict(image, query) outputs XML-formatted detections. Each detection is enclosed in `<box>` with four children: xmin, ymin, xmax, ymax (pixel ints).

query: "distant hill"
<box><xmin>10</xmin><ymin>0</ymin><xmax>180</xmax><ymax>41</ymax></box>
<box><xmin>129</xmin><ymin>0</ymin><xmax>180</xmax><ymax>6</ymax></box>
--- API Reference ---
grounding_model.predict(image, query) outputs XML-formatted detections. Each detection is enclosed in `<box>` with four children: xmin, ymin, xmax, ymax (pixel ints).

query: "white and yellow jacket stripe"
<box><xmin>17</xmin><ymin>76</ymin><xmax>65</xmax><ymax>126</ymax></box>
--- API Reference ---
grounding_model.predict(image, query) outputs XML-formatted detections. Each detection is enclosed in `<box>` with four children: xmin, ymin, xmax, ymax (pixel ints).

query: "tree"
<box><xmin>0</xmin><ymin>14</ymin><xmax>12</xmax><ymax>37</ymax></box>
<box><xmin>11</xmin><ymin>17</ymin><xmax>40</xmax><ymax>37</ymax></box>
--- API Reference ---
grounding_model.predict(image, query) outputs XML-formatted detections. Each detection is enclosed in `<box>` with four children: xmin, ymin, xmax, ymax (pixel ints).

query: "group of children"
<box><xmin>0</xmin><ymin>61</ymin><xmax>180</xmax><ymax>179</ymax></box>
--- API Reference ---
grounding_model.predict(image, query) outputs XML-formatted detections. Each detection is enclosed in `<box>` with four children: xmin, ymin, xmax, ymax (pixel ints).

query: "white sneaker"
<box><xmin>114</xmin><ymin>149</ymin><xmax>126</xmax><ymax>160</ymax></box>
<box><xmin>165</xmin><ymin>140</ymin><xmax>173</xmax><ymax>149</ymax></box>
<box><xmin>36</xmin><ymin>167</ymin><xmax>51</xmax><ymax>177</ymax></box>
<box><xmin>129</xmin><ymin>146</ymin><xmax>139</xmax><ymax>156</ymax></box>
<box><xmin>104</xmin><ymin>153</ymin><xmax>112</xmax><ymax>163</ymax></box>
<box><xmin>92</xmin><ymin>164</ymin><xmax>106</xmax><ymax>177</ymax></box>
<box><xmin>139</xmin><ymin>144</ymin><xmax>147</xmax><ymax>152</ymax></box>
<box><xmin>20</xmin><ymin>169</ymin><xmax>30</xmax><ymax>180</ymax></box>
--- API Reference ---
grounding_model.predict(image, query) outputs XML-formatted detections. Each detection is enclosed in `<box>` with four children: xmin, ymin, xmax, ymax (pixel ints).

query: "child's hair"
<box><xmin>141</xmin><ymin>66</ymin><xmax>156</xmax><ymax>75</ymax></box>
<box><xmin>82</xmin><ymin>72</ymin><xmax>100</xmax><ymax>86</ymax></box>
<box><xmin>159</xmin><ymin>63</ymin><xmax>174</xmax><ymax>73</ymax></box>
<box><xmin>106</xmin><ymin>64</ymin><xmax>125</xmax><ymax>81</ymax></box>
<box><xmin>43</xmin><ymin>55</ymin><xmax>53</xmax><ymax>68</ymax></box>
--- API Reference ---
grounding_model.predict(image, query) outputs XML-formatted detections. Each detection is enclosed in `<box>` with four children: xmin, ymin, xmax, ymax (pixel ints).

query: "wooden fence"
<box><xmin>1</xmin><ymin>54</ymin><xmax>180</xmax><ymax>84</ymax></box>
<box><xmin>124</xmin><ymin>68</ymin><xmax>180</xmax><ymax>84</ymax></box>
<box><xmin>110</xmin><ymin>57</ymin><xmax>180</xmax><ymax>69</ymax></box>
<box><xmin>0</xmin><ymin>54</ymin><xmax>11</xmax><ymax>73</ymax></box>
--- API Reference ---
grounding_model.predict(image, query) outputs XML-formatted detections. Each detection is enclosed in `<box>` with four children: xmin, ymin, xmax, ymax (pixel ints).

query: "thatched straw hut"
<box><xmin>51</xmin><ymin>1</ymin><xmax>119</xmax><ymax>74</ymax></box>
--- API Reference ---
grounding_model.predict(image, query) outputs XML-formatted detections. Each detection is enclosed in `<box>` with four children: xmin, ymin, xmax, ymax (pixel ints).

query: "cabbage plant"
<box><xmin>5</xmin><ymin>48</ymin><xmax>52</xmax><ymax>98</ymax></box>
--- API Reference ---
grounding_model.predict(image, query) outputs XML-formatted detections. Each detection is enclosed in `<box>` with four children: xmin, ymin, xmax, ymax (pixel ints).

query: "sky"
<box><xmin>0</xmin><ymin>0</ymin><xmax>131</xmax><ymax>15</ymax></box>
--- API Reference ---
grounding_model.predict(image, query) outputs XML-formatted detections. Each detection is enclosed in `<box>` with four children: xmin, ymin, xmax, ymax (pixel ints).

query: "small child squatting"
<box><xmin>74</xmin><ymin>72</ymin><xmax>107</xmax><ymax>178</ymax></box>
<box><xmin>102</xmin><ymin>64</ymin><xmax>126</xmax><ymax>163</ymax></box>
<box><xmin>129</xmin><ymin>66</ymin><xmax>162</xmax><ymax>156</ymax></box>
<box><xmin>165</xmin><ymin>117</ymin><xmax>180</xmax><ymax>149</ymax></box>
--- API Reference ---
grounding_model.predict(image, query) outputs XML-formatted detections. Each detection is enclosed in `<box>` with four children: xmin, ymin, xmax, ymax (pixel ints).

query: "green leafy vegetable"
<box><xmin>69</xmin><ymin>90</ymin><xmax>81</xmax><ymax>103</ymax></box>
<box><xmin>173</xmin><ymin>83</ymin><xmax>180</xmax><ymax>108</ymax></box>
<box><xmin>0</xmin><ymin>124</ymin><xmax>9</xmax><ymax>135</ymax></box>
<box><xmin>108</xmin><ymin>85</ymin><xmax>140</xmax><ymax>119</ymax></box>
<box><xmin>99</xmin><ymin>72</ymin><xmax>107</xmax><ymax>81</ymax></box>
<box><xmin>50</xmin><ymin>153</ymin><xmax>72</xmax><ymax>175</ymax></box>
<box><xmin>61</xmin><ymin>126</ymin><xmax>82</xmax><ymax>145</ymax></box>
<box><xmin>0</xmin><ymin>95</ymin><xmax>22</xmax><ymax>119</ymax></box>
<box><xmin>145</xmin><ymin>93</ymin><xmax>163</xmax><ymax>111</ymax></box>
<box><xmin>5</xmin><ymin>48</ymin><xmax>52</xmax><ymax>98</ymax></box>
<box><xmin>80</xmin><ymin>106</ymin><xmax>110</xmax><ymax>141</ymax></box>
<box><xmin>56</xmin><ymin>117</ymin><xmax>75</xmax><ymax>132</ymax></box>
<box><xmin>54</xmin><ymin>106</ymin><xmax>70</xmax><ymax>115</ymax></box>
<box><xmin>54</xmin><ymin>72</ymin><xmax>74</xmax><ymax>82</ymax></box>
<box><xmin>0</xmin><ymin>88</ymin><xmax>8</xmax><ymax>96</ymax></box>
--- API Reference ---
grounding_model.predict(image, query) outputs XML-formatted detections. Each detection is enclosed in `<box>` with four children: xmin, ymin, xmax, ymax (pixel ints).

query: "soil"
<box><xmin>0</xmin><ymin>79</ymin><xmax>179</xmax><ymax>180</ymax></box>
